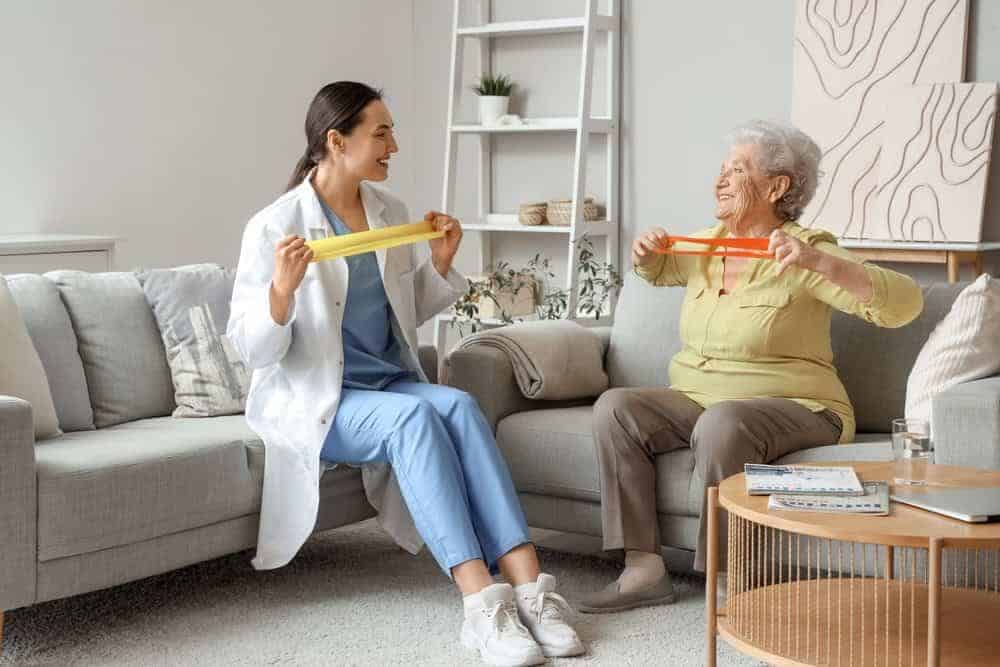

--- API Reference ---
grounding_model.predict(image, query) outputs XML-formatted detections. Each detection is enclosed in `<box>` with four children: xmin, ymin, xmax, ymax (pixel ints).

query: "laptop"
<box><xmin>891</xmin><ymin>487</ymin><xmax>1000</xmax><ymax>523</ymax></box>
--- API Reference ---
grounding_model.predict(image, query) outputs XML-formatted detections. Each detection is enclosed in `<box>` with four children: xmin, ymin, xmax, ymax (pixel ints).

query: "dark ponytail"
<box><xmin>286</xmin><ymin>81</ymin><xmax>384</xmax><ymax>191</ymax></box>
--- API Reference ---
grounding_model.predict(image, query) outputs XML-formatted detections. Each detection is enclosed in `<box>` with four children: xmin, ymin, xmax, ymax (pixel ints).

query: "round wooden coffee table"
<box><xmin>704</xmin><ymin>462</ymin><xmax>1000</xmax><ymax>666</ymax></box>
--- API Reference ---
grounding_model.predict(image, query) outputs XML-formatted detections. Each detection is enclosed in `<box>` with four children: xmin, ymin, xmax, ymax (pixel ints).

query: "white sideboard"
<box><xmin>0</xmin><ymin>234</ymin><xmax>119</xmax><ymax>274</ymax></box>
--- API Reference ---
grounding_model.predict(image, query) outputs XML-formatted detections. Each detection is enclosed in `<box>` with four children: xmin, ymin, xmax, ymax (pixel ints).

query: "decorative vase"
<box><xmin>478</xmin><ymin>96</ymin><xmax>509</xmax><ymax>126</ymax></box>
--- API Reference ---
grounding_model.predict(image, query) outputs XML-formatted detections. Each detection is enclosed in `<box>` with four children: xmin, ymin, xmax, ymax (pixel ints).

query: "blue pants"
<box><xmin>320</xmin><ymin>379</ymin><xmax>531</xmax><ymax>575</ymax></box>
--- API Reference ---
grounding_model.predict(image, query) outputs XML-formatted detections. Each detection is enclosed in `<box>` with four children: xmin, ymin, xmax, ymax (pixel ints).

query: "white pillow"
<box><xmin>0</xmin><ymin>275</ymin><xmax>62</xmax><ymax>440</ymax></box>
<box><xmin>905</xmin><ymin>274</ymin><xmax>1000</xmax><ymax>428</ymax></box>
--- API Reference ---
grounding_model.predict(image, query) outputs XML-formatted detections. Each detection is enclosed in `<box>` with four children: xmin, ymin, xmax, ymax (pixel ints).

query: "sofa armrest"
<box><xmin>444</xmin><ymin>345</ymin><xmax>595</xmax><ymax>432</ymax></box>
<box><xmin>591</xmin><ymin>326</ymin><xmax>612</xmax><ymax>360</ymax></box>
<box><xmin>417</xmin><ymin>343</ymin><xmax>438</xmax><ymax>384</ymax></box>
<box><xmin>0</xmin><ymin>396</ymin><xmax>37</xmax><ymax>610</ymax></box>
<box><xmin>932</xmin><ymin>376</ymin><xmax>1000</xmax><ymax>470</ymax></box>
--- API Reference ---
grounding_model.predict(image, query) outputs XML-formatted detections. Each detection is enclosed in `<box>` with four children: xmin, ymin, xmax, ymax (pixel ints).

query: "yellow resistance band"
<box><xmin>306</xmin><ymin>221</ymin><xmax>445</xmax><ymax>262</ymax></box>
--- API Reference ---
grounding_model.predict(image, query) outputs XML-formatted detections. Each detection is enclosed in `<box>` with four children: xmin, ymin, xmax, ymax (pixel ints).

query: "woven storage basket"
<box><xmin>546</xmin><ymin>197</ymin><xmax>599</xmax><ymax>226</ymax></box>
<box><xmin>518</xmin><ymin>202</ymin><xmax>547</xmax><ymax>226</ymax></box>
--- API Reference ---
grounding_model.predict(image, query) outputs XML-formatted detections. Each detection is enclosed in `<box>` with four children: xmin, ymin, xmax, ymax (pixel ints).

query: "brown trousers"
<box><xmin>592</xmin><ymin>387</ymin><xmax>842</xmax><ymax>571</ymax></box>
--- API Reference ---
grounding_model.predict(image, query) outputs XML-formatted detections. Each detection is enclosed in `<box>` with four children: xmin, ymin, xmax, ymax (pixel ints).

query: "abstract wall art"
<box><xmin>790</xmin><ymin>0</ymin><xmax>998</xmax><ymax>242</ymax></box>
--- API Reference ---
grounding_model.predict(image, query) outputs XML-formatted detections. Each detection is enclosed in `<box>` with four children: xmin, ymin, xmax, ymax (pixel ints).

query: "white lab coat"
<box><xmin>227</xmin><ymin>174</ymin><xmax>467</xmax><ymax>570</ymax></box>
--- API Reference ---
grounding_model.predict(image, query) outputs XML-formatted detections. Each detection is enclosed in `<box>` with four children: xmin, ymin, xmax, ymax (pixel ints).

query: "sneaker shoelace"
<box><xmin>485</xmin><ymin>601</ymin><xmax>531</xmax><ymax>641</ymax></box>
<box><xmin>529</xmin><ymin>590</ymin><xmax>575</xmax><ymax>625</ymax></box>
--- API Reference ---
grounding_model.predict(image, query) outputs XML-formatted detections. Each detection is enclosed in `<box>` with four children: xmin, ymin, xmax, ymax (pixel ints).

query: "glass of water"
<box><xmin>891</xmin><ymin>418</ymin><xmax>933</xmax><ymax>485</ymax></box>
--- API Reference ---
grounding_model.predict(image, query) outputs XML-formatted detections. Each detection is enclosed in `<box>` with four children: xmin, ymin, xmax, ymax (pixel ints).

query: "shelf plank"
<box><xmin>461</xmin><ymin>219</ymin><xmax>616</xmax><ymax>236</ymax></box>
<box><xmin>436</xmin><ymin>312</ymin><xmax>612</xmax><ymax>326</ymax></box>
<box><xmin>450</xmin><ymin>117</ymin><xmax>613</xmax><ymax>134</ymax></box>
<box><xmin>456</xmin><ymin>16</ymin><xmax>617</xmax><ymax>38</ymax></box>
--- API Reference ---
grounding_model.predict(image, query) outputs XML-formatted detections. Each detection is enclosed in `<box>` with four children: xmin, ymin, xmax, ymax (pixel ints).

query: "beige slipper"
<box><xmin>577</xmin><ymin>572</ymin><xmax>676</xmax><ymax>614</ymax></box>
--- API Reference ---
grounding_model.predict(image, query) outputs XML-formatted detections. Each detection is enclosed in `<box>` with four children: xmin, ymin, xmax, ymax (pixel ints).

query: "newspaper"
<box><xmin>744</xmin><ymin>463</ymin><xmax>864</xmax><ymax>496</ymax></box>
<box><xmin>768</xmin><ymin>481</ymin><xmax>890</xmax><ymax>516</ymax></box>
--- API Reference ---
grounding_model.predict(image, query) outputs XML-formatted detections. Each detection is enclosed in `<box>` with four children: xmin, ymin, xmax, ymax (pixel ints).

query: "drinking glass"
<box><xmin>891</xmin><ymin>418</ymin><xmax>933</xmax><ymax>485</ymax></box>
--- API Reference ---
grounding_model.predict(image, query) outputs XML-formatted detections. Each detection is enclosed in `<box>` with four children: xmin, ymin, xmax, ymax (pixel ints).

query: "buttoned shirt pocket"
<box><xmin>730</xmin><ymin>291</ymin><xmax>792</xmax><ymax>357</ymax></box>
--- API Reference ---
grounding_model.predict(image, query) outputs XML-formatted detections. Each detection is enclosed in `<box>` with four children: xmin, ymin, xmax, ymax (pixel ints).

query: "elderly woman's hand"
<box><xmin>769</xmin><ymin>228</ymin><xmax>822</xmax><ymax>275</ymax></box>
<box><xmin>632</xmin><ymin>227</ymin><xmax>670</xmax><ymax>268</ymax></box>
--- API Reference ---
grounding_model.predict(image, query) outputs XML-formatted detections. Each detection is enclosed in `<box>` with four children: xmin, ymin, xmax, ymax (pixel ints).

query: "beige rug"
<box><xmin>1</xmin><ymin>520</ymin><xmax>754</xmax><ymax>665</ymax></box>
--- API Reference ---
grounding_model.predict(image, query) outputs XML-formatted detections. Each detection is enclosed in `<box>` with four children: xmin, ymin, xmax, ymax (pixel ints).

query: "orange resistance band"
<box><xmin>653</xmin><ymin>235</ymin><xmax>774</xmax><ymax>259</ymax></box>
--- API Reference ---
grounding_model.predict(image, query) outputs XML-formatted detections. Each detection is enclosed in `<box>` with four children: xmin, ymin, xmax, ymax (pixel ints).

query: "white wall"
<box><xmin>0</xmin><ymin>0</ymin><xmax>416</xmax><ymax>270</ymax></box>
<box><xmin>4</xmin><ymin>1</ymin><xmax>1000</xmax><ymax>344</ymax></box>
<box><xmin>413</xmin><ymin>0</ymin><xmax>1000</xmax><ymax>308</ymax></box>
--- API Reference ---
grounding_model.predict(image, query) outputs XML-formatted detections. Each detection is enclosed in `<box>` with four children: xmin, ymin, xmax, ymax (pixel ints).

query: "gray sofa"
<box><xmin>444</xmin><ymin>274</ymin><xmax>1000</xmax><ymax>559</ymax></box>
<box><xmin>0</xmin><ymin>270</ymin><xmax>439</xmax><ymax>638</ymax></box>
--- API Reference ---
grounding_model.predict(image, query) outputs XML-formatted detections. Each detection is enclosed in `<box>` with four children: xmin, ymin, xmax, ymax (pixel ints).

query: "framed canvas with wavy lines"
<box><xmin>874</xmin><ymin>82</ymin><xmax>997</xmax><ymax>242</ymax></box>
<box><xmin>791</xmin><ymin>0</ymin><xmax>999</xmax><ymax>243</ymax></box>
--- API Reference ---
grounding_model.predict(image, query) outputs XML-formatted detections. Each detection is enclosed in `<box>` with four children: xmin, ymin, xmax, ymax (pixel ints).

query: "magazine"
<box><xmin>767</xmin><ymin>481</ymin><xmax>890</xmax><ymax>515</ymax></box>
<box><xmin>744</xmin><ymin>463</ymin><xmax>864</xmax><ymax>496</ymax></box>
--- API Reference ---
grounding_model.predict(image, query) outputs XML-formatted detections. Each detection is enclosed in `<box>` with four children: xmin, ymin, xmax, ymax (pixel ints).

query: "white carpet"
<box><xmin>1</xmin><ymin>520</ymin><xmax>755</xmax><ymax>666</ymax></box>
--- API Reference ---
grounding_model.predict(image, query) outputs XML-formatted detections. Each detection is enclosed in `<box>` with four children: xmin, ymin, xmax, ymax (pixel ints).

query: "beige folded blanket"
<box><xmin>451</xmin><ymin>320</ymin><xmax>609</xmax><ymax>400</ymax></box>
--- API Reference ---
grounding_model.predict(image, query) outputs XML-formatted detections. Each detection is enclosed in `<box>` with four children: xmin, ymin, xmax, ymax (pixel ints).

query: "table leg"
<box><xmin>886</xmin><ymin>545</ymin><xmax>894</xmax><ymax>580</ymax></box>
<box><xmin>973</xmin><ymin>252</ymin><xmax>984</xmax><ymax>278</ymax></box>
<box><xmin>927</xmin><ymin>538</ymin><xmax>942</xmax><ymax>667</ymax></box>
<box><xmin>946</xmin><ymin>252</ymin><xmax>960</xmax><ymax>283</ymax></box>
<box><xmin>706</xmin><ymin>487</ymin><xmax>719</xmax><ymax>667</ymax></box>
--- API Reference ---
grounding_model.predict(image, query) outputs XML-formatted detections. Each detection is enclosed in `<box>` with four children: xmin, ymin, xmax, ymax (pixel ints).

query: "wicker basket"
<box><xmin>546</xmin><ymin>197</ymin><xmax>599</xmax><ymax>226</ymax></box>
<box><xmin>518</xmin><ymin>202</ymin><xmax>547</xmax><ymax>226</ymax></box>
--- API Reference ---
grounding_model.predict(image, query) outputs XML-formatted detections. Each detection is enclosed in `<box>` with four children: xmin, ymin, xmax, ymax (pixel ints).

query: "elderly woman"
<box><xmin>579</xmin><ymin>120</ymin><xmax>923</xmax><ymax>613</ymax></box>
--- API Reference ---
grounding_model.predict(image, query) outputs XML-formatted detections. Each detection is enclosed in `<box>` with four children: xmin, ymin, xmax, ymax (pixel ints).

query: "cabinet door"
<box><xmin>0</xmin><ymin>251</ymin><xmax>110</xmax><ymax>274</ymax></box>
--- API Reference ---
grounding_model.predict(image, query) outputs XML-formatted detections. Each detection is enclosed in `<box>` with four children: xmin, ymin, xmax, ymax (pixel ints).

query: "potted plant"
<box><xmin>472</xmin><ymin>73</ymin><xmax>514</xmax><ymax>126</ymax></box>
<box><xmin>449</xmin><ymin>235</ymin><xmax>622</xmax><ymax>335</ymax></box>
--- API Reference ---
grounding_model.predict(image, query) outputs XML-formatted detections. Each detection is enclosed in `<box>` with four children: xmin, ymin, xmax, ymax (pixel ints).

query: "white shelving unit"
<box><xmin>435</xmin><ymin>0</ymin><xmax>622</xmax><ymax>360</ymax></box>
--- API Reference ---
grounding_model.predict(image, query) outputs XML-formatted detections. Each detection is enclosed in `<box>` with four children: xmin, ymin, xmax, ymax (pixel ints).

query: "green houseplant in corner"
<box><xmin>473</xmin><ymin>73</ymin><xmax>515</xmax><ymax>126</ymax></box>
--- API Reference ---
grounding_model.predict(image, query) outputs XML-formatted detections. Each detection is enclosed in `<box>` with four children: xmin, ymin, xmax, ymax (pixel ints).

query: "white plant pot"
<box><xmin>478</xmin><ymin>96</ymin><xmax>509</xmax><ymax>126</ymax></box>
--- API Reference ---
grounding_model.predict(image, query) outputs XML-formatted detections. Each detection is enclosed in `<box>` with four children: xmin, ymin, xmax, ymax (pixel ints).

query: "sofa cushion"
<box><xmin>607</xmin><ymin>274</ymin><xmax>682</xmax><ymax>388</ymax></box>
<box><xmin>0</xmin><ymin>276</ymin><xmax>62</xmax><ymax>440</ymax></box>
<box><xmin>831</xmin><ymin>282</ymin><xmax>967</xmax><ymax>432</ymax></box>
<box><xmin>497</xmin><ymin>404</ymin><xmax>896</xmax><ymax>519</ymax></box>
<box><xmin>496</xmin><ymin>405</ymin><xmax>701</xmax><ymax>517</ymax></box>
<box><xmin>905</xmin><ymin>275</ymin><xmax>1000</xmax><ymax>427</ymax></box>
<box><xmin>35</xmin><ymin>415</ymin><xmax>364</xmax><ymax>562</ymax></box>
<box><xmin>141</xmin><ymin>265</ymin><xmax>250</xmax><ymax>417</ymax></box>
<box><xmin>35</xmin><ymin>416</ymin><xmax>263</xmax><ymax>561</ymax></box>
<box><xmin>47</xmin><ymin>271</ymin><xmax>176</xmax><ymax>428</ymax></box>
<box><xmin>5</xmin><ymin>273</ymin><xmax>95</xmax><ymax>432</ymax></box>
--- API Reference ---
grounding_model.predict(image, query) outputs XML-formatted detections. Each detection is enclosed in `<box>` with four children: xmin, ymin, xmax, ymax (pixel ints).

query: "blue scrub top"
<box><xmin>320</xmin><ymin>201</ymin><xmax>414</xmax><ymax>390</ymax></box>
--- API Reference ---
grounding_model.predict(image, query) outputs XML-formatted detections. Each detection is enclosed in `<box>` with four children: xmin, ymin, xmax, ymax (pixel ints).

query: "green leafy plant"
<box><xmin>448</xmin><ymin>234</ymin><xmax>622</xmax><ymax>335</ymax></box>
<box><xmin>575</xmin><ymin>236</ymin><xmax>623</xmax><ymax>319</ymax></box>
<box><xmin>472</xmin><ymin>73</ymin><xmax>515</xmax><ymax>97</ymax></box>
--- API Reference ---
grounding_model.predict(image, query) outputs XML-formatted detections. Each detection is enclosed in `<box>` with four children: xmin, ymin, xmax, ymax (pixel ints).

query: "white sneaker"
<box><xmin>461</xmin><ymin>583</ymin><xmax>546</xmax><ymax>666</ymax></box>
<box><xmin>514</xmin><ymin>574</ymin><xmax>585</xmax><ymax>658</ymax></box>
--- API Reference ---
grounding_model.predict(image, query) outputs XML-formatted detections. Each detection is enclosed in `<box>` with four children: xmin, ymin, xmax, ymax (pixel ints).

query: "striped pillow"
<box><xmin>905</xmin><ymin>274</ymin><xmax>1000</xmax><ymax>428</ymax></box>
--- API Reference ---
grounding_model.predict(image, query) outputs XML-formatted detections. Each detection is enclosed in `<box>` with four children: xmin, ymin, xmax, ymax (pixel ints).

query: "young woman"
<box><xmin>228</xmin><ymin>82</ymin><xmax>583</xmax><ymax>666</ymax></box>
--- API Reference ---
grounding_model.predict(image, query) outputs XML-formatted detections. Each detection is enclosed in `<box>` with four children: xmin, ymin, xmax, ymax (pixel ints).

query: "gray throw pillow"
<box><xmin>141</xmin><ymin>265</ymin><xmax>250</xmax><ymax>417</ymax></box>
<box><xmin>48</xmin><ymin>270</ymin><xmax>176</xmax><ymax>428</ymax></box>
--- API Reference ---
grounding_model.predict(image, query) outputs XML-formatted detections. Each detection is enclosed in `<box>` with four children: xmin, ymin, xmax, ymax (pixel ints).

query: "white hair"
<box><xmin>726</xmin><ymin>120</ymin><xmax>822</xmax><ymax>222</ymax></box>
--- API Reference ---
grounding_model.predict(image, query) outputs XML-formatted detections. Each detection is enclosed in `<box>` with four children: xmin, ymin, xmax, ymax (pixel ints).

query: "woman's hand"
<box><xmin>269</xmin><ymin>235</ymin><xmax>313</xmax><ymax>325</ymax></box>
<box><xmin>769</xmin><ymin>228</ymin><xmax>821</xmax><ymax>275</ymax></box>
<box><xmin>426</xmin><ymin>211</ymin><xmax>462</xmax><ymax>277</ymax></box>
<box><xmin>770</xmin><ymin>228</ymin><xmax>874</xmax><ymax>301</ymax></box>
<box><xmin>632</xmin><ymin>227</ymin><xmax>669</xmax><ymax>268</ymax></box>
<box><xmin>272</xmin><ymin>235</ymin><xmax>314</xmax><ymax>296</ymax></box>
